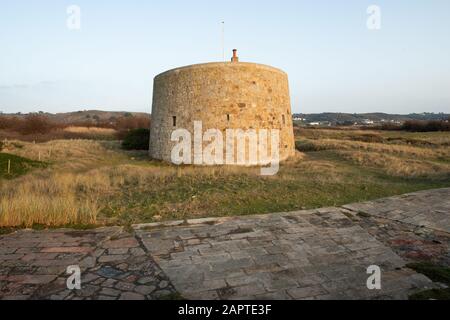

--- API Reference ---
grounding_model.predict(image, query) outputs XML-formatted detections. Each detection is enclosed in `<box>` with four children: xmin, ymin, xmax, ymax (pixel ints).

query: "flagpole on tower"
<box><xmin>221</xmin><ymin>21</ymin><xmax>225</xmax><ymax>61</ymax></box>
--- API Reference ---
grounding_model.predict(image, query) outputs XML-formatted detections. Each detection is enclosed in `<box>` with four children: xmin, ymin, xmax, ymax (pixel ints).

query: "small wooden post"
<box><xmin>177</xmin><ymin>166</ymin><xmax>182</xmax><ymax>178</ymax></box>
<box><xmin>7</xmin><ymin>159</ymin><xmax>11</xmax><ymax>174</ymax></box>
<box><xmin>38</xmin><ymin>151</ymin><xmax>41</xmax><ymax>161</ymax></box>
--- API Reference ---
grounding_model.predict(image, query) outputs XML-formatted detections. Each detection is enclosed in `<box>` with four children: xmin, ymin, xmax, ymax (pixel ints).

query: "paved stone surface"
<box><xmin>346</xmin><ymin>209</ymin><xmax>450</xmax><ymax>267</ymax></box>
<box><xmin>343</xmin><ymin>188</ymin><xmax>450</xmax><ymax>233</ymax></box>
<box><xmin>1</xmin><ymin>188</ymin><xmax>448</xmax><ymax>300</ymax></box>
<box><xmin>134</xmin><ymin>188</ymin><xmax>449</xmax><ymax>300</ymax></box>
<box><xmin>136</xmin><ymin>205</ymin><xmax>442</xmax><ymax>300</ymax></box>
<box><xmin>0</xmin><ymin>227</ymin><xmax>176</xmax><ymax>300</ymax></box>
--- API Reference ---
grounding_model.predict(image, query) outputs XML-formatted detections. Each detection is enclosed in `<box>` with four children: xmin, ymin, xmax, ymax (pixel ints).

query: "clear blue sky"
<box><xmin>1</xmin><ymin>0</ymin><xmax>449</xmax><ymax>114</ymax></box>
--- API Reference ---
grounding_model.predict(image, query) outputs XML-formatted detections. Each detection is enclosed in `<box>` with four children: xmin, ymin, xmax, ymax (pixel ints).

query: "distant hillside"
<box><xmin>1</xmin><ymin>110</ymin><xmax>448</xmax><ymax>125</ymax></box>
<box><xmin>1</xmin><ymin>110</ymin><xmax>150</xmax><ymax>124</ymax></box>
<box><xmin>293</xmin><ymin>112</ymin><xmax>449</xmax><ymax>123</ymax></box>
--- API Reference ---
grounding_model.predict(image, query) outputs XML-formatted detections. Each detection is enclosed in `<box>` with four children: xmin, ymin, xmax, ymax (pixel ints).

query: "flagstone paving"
<box><xmin>343</xmin><ymin>188</ymin><xmax>450</xmax><ymax>233</ymax></box>
<box><xmin>134</xmin><ymin>210</ymin><xmax>435</xmax><ymax>300</ymax></box>
<box><xmin>0</xmin><ymin>227</ymin><xmax>177</xmax><ymax>300</ymax></box>
<box><xmin>0</xmin><ymin>188</ymin><xmax>449</xmax><ymax>300</ymax></box>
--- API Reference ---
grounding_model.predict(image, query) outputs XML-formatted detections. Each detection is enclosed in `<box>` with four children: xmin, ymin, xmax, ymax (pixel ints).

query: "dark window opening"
<box><xmin>282</xmin><ymin>115</ymin><xmax>286</xmax><ymax>125</ymax></box>
<box><xmin>172</xmin><ymin>116</ymin><xmax>177</xmax><ymax>127</ymax></box>
<box><xmin>227</xmin><ymin>114</ymin><xmax>230</xmax><ymax>122</ymax></box>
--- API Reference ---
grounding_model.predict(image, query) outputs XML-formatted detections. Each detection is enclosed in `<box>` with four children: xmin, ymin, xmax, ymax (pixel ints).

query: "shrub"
<box><xmin>375</xmin><ymin>120</ymin><xmax>450</xmax><ymax>132</ymax></box>
<box><xmin>115</xmin><ymin>115</ymin><xmax>150</xmax><ymax>131</ymax></box>
<box><xmin>370</xmin><ymin>123</ymin><xmax>402</xmax><ymax>131</ymax></box>
<box><xmin>121</xmin><ymin>128</ymin><xmax>150</xmax><ymax>150</ymax></box>
<box><xmin>18</xmin><ymin>114</ymin><xmax>57</xmax><ymax>134</ymax></box>
<box><xmin>0</xmin><ymin>116</ymin><xmax>19</xmax><ymax>130</ymax></box>
<box><xmin>401</xmin><ymin>120</ymin><xmax>450</xmax><ymax>132</ymax></box>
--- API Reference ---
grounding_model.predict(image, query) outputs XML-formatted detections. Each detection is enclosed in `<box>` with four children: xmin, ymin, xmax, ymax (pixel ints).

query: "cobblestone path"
<box><xmin>0</xmin><ymin>227</ymin><xmax>176</xmax><ymax>300</ymax></box>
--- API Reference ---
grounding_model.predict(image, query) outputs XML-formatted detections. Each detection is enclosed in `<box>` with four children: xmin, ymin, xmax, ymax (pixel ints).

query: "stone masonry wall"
<box><xmin>149</xmin><ymin>62</ymin><xmax>296</xmax><ymax>164</ymax></box>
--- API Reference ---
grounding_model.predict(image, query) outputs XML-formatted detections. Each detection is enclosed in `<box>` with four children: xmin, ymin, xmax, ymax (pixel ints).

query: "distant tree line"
<box><xmin>376</xmin><ymin>119</ymin><xmax>449</xmax><ymax>132</ymax></box>
<box><xmin>0</xmin><ymin>113</ymin><xmax>151</xmax><ymax>137</ymax></box>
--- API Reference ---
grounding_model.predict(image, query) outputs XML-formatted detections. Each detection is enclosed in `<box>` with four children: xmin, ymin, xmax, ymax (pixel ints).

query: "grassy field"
<box><xmin>0</xmin><ymin>152</ymin><xmax>46</xmax><ymax>179</ymax></box>
<box><xmin>0</xmin><ymin>128</ymin><xmax>449</xmax><ymax>228</ymax></box>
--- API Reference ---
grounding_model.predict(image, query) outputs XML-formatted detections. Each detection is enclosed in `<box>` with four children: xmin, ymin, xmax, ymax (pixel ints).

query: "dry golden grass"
<box><xmin>1</xmin><ymin>139</ymin><xmax>127</xmax><ymax>171</ymax></box>
<box><xmin>1</xmin><ymin>129</ymin><xmax>449</xmax><ymax>228</ymax></box>
<box><xmin>0</xmin><ymin>140</ymin><xmax>124</xmax><ymax>227</ymax></box>
<box><xmin>0</xmin><ymin>173</ymin><xmax>100</xmax><ymax>227</ymax></box>
<box><xmin>338</xmin><ymin>150</ymin><xmax>450</xmax><ymax>177</ymax></box>
<box><xmin>0</xmin><ymin>153</ymin><xmax>313</xmax><ymax>227</ymax></box>
<box><xmin>298</xmin><ymin>128</ymin><xmax>382</xmax><ymax>140</ymax></box>
<box><xmin>0</xmin><ymin>150</ymin><xmax>272</xmax><ymax>227</ymax></box>
<box><xmin>300</xmin><ymin>138</ymin><xmax>450</xmax><ymax>159</ymax></box>
<box><xmin>64</xmin><ymin>126</ymin><xmax>117</xmax><ymax>135</ymax></box>
<box><xmin>297</xmin><ymin>129</ymin><xmax>450</xmax><ymax>177</ymax></box>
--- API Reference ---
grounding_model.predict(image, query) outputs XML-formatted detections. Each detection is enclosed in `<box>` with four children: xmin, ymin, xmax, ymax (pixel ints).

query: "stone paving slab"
<box><xmin>343</xmin><ymin>188</ymin><xmax>450</xmax><ymax>233</ymax></box>
<box><xmin>135</xmin><ymin>207</ymin><xmax>438</xmax><ymax>300</ymax></box>
<box><xmin>0</xmin><ymin>227</ymin><xmax>176</xmax><ymax>300</ymax></box>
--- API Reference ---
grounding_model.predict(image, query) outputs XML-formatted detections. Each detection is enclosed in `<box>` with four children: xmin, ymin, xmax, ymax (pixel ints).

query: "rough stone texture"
<box><xmin>134</xmin><ymin>188</ymin><xmax>449</xmax><ymax>300</ymax></box>
<box><xmin>149</xmin><ymin>61</ymin><xmax>296</xmax><ymax>164</ymax></box>
<box><xmin>0</xmin><ymin>227</ymin><xmax>176</xmax><ymax>300</ymax></box>
<box><xmin>343</xmin><ymin>188</ymin><xmax>450</xmax><ymax>233</ymax></box>
<box><xmin>342</xmin><ymin>188</ymin><xmax>450</xmax><ymax>267</ymax></box>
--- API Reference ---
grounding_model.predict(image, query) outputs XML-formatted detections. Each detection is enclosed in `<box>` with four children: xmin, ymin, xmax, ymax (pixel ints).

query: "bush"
<box><xmin>375</xmin><ymin>120</ymin><xmax>450</xmax><ymax>132</ymax></box>
<box><xmin>401</xmin><ymin>120</ymin><xmax>450</xmax><ymax>132</ymax></box>
<box><xmin>0</xmin><ymin>113</ymin><xmax>151</xmax><ymax>141</ymax></box>
<box><xmin>121</xmin><ymin>128</ymin><xmax>150</xmax><ymax>150</ymax></box>
<box><xmin>115</xmin><ymin>115</ymin><xmax>150</xmax><ymax>131</ymax></box>
<box><xmin>18</xmin><ymin>114</ymin><xmax>58</xmax><ymax>134</ymax></box>
<box><xmin>0</xmin><ymin>116</ymin><xmax>18</xmax><ymax>130</ymax></box>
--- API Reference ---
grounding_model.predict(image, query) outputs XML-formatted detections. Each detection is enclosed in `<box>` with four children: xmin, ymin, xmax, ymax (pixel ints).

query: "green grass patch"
<box><xmin>30</xmin><ymin>223</ymin><xmax>99</xmax><ymax>231</ymax></box>
<box><xmin>406</xmin><ymin>263</ymin><xmax>450</xmax><ymax>285</ymax></box>
<box><xmin>0</xmin><ymin>153</ymin><xmax>46</xmax><ymax>179</ymax></box>
<box><xmin>0</xmin><ymin>227</ymin><xmax>18</xmax><ymax>235</ymax></box>
<box><xmin>409</xmin><ymin>288</ymin><xmax>450</xmax><ymax>300</ymax></box>
<box><xmin>407</xmin><ymin>262</ymin><xmax>450</xmax><ymax>300</ymax></box>
<box><xmin>98</xmin><ymin>150</ymin><xmax>450</xmax><ymax>225</ymax></box>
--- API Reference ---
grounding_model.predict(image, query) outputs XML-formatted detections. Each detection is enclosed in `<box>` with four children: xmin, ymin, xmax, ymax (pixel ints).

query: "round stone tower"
<box><xmin>149</xmin><ymin>50</ymin><xmax>295</xmax><ymax>165</ymax></box>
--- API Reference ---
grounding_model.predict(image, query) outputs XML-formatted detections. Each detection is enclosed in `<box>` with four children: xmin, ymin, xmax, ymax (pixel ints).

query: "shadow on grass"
<box><xmin>0</xmin><ymin>152</ymin><xmax>47</xmax><ymax>179</ymax></box>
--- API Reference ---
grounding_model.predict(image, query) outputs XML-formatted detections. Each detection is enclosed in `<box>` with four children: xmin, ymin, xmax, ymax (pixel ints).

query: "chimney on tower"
<box><xmin>231</xmin><ymin>49</ymin><xmax>239</xmax><ymax>62</ymax></box>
